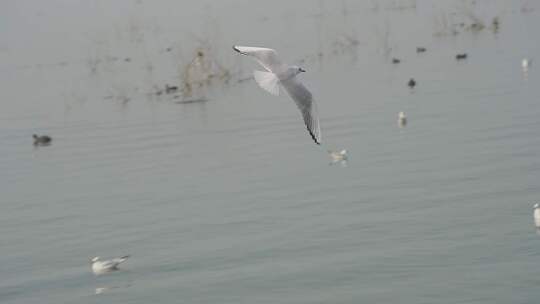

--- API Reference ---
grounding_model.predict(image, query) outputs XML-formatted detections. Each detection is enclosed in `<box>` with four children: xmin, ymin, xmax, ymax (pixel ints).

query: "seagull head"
<box><xmin>534</xmin><ymin>203</ymin><xmax>539</xmax><ymax>209</ymax></box>
<box><xmin>289</xmin><ymin>65</ymin><xmax>306</xmax><ymax>75</ymax></box>
<box><xmin>91</xmin><ymin>257</ymin><xmax>100</xmax><ymax>263</ymax></box>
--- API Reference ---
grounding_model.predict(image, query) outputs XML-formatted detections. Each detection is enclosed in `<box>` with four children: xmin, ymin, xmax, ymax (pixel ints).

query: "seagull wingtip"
<box><xmin>233</xmin><ymin>45</ymin><xmax>249</xmax><ymax>55</ymax></box>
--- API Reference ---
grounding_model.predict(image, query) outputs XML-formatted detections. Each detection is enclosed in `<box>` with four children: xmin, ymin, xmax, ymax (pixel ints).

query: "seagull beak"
<box><xmin>299</xmin><ymin>68</ymin><xmax>306</xmax><ymax>73</ymax></box>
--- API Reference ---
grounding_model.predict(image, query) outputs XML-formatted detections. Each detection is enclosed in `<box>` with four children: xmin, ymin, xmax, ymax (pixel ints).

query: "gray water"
<box><xmin>1</xmin><ymin>0</ymin><xmax>540</xmax><ymax>303</ymax></box>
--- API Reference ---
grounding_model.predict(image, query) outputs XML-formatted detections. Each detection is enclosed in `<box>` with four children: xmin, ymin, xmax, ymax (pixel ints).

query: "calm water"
<box><xmin>1</xmin><ymin>0</ymin><xmax>540</xmax><ymax>303</ymax></box>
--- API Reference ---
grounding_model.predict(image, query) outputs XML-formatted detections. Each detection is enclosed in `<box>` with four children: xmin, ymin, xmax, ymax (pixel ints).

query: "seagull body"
<box><xmin>398</xmin><ymin>111</ymin><xmax>407</xmax><ymax>127</ymax></box>
<box><xmin>233</xmin><ymin>46</ymin><xmax>321</xmax><ymax>145</ymax></box>
<box><xmin>534</xmin><ymin>203</ymin><xmax>540</xmax><ymax>228</ymax></box>
<box><xmin>91</xmin><ymin>255</ymin><xmax>129</xmax><ymax>275</ymax></box>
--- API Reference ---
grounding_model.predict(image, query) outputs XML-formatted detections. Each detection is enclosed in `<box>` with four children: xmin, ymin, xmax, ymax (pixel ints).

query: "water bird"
<box><xmin>456</xmin><ymin>53</ymin><xmax>468</xmax><ymax>60</ymax></box>
<box><xmin>469</xmin><ymin>23</ymin><xmax>484</xmax><ymax>31</ymax></box>
<box><xmin>522</xmin><ymin>58</ymin><xmax>531</xmax><ymax>70</ymax></box>
<box><xmin>165</xmin><ymin>84</ymin><xmax>178</xmax><ymax>94</ymax></box>
<box><xmin>328</xmin><ymin>149</ymin><xmax>347</xmax><ymax>162</ymax></box>
<box><xmin>392</xmin><ymin>58</ymin><xmax>401</xmax><ymax>64</ymax></box>
<box><xmin>233</xmin><ymin>45</ymin><xmax>321</xmax><ymax>145</ymax></box>
<box><xmin>416</xmin><ymin>47</ymin><xmax>426</xmax><ymax>53</ymax></box>
<box><xmin>398</xmin><ymin>111</ymin><xmax>407</xmax><ymax>127</ymax></box>
<box><xmin>408</xmin><ymin>78</ymin><xmax>416</xmax><ymax>89</ymax></box>
<box><xmin>91</xmin><ymin>255</ymin><xmax>130</xmax><ymax>275</ymax></box>
<box><xmin>33</xmin><ymin>134</ymin><xmax>52</xmax><ymax>145</ymax></box>
<box><xmin>491</xmin><ymin>17</ymin><xmax>500</xmax><ymax>33</ymax></box>
<box><xmin>534</xmin><ymin>203</ymin><xmax>540</xmax><ymax>228</ymax></box>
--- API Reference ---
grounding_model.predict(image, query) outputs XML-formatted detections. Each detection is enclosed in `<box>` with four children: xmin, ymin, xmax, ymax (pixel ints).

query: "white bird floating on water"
<box><xmin>398</xmin><ymin>111</ymin><xmax>407</xmax><ymax>127</ymax></box>
<box><xmin>328</xmin><ymin>149</ymin><xmax>348</xmax><ymax>164</ymax></box>
<box><xmin>534</xmin><ymin>203</ymin><xmax>540</xmax><ymax>228</ymax></box>
<box><xmin>522</xmin><ymin>58</ymin><xmax>531</xmax><ymax>70</ymax></box>
<box><xmin>91</xmin><ymin>255</ymin><xmax>129</xmax><ymax>275</ymax></box>
<box><xmin>233</xmin><ymin>45</ymin><xmax>321</xmax><ymax>145</ymax></box>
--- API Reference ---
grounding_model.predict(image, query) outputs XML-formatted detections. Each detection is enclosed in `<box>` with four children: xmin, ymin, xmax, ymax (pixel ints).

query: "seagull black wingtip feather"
<box><xmin>232</xmin><ymin>46</ymin><xmax>244</xmax><ymax>54</ymax></box>
<box><xmin>306</xmin><ymin>127</ymin><xmax>320</xmax><ymax>145</ymax></box>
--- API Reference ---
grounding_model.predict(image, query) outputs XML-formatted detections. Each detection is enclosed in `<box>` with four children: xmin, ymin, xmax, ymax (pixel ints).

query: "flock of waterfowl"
<box><xmin>31</xmin><ymin>23</ymin><xmax>537</xmax><ymax>232</ymax></box>
<box><xmin>394</xmin><ymin>47</ymin><xmax>470</xmax><ymax>90</ymax></box>
<box><xmin>392</xmin><ymin>46</ymin><xmax>538</xmax><ymax>228</ymax></box>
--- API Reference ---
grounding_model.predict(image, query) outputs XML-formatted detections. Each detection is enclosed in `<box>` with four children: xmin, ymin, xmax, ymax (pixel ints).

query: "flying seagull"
<box><xmin>91</xmin><ymin>255</ymin><xmax>130</xmax><ymax>275</ymax></box>
<box><xmin>233</xmin><ymin>46</ymin><xmax>321</xmax><ymax>145</ymax></box>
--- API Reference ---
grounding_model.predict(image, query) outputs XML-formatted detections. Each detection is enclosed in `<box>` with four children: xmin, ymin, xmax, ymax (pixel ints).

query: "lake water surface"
<box><xmin>1</xmin><ymin>1</ymin><xmax>540</xmax><ymax>303</ymax></box>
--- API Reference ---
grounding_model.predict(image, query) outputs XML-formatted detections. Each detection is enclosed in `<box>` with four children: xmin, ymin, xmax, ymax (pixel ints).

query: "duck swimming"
<box><xmin>33</xmin><ymin>134</ymin><xmax>52</xmax><ymax>146</ymax></box>
<box><xmin>165</xmin><ymin>84</ymin><xmax>178</xmax><ymax>94</ymax></box>
<box><xmin>408</xmin><ymin>78</ymin><xmax>416</xmax><ymax>89</ymax></box>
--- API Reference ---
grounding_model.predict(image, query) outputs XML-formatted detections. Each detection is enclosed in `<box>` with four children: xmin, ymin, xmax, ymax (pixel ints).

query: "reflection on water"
<box><xmin>95</xmin><ymin>283</ymin><xmax>132</xmax><ymax>295</ymax></box>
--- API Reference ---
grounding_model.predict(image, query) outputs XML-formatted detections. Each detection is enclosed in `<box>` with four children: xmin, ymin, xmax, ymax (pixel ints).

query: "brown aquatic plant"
<box><xmin>180</xmin><ymin>46</ymin><xmax>231</xmax><ymax>99</ymax></box>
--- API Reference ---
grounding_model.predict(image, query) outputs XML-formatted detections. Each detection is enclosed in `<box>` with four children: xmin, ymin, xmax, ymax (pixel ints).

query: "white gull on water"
<box><xmin>522</xmin><ymin>58</ymin><xmax>531</xmax><ymax>70</ymax></box>
<box><xmin>328</xmin><ymin>149</ymin><xmax>347</xmax><ymax>162</ymax></box>
<box><xmin>534</xmin><ymin>203</ymin><xmax>540</xmax><ymax>228</ymax></box>
<box><xmin>233</xmin><ymin>46</ymin><xmax>321</xmax><ymax>145</ymax></box>
<box><xmin>398</xmin><ymin>111</ymin><xmax>407</xmax><ymax>127</ymax></box>
<box><xmin>91</xmin><ymin>255</ymin><xmax>130</xmax><ymax>275</ymax></box>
